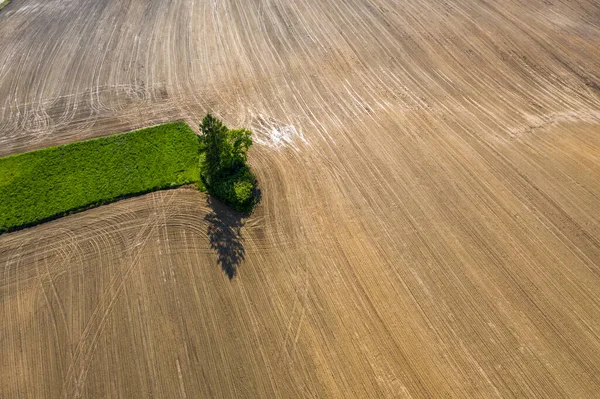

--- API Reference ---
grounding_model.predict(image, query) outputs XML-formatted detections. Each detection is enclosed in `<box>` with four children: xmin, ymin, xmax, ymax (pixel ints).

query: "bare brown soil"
<box><xmin>1</xmin><ymin>0</ymin><xmax>600</xmax><ymax>397</ymax></box>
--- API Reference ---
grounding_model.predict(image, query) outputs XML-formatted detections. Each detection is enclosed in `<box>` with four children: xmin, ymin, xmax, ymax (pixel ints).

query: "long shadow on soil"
<box><xmin>204</xmin><ymin>190</ymin><xmax>261</xmax><ymax>279</ymax></box>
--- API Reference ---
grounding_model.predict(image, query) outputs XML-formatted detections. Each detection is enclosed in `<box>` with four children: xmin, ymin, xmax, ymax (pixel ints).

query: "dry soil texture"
<box><xmin>1</xmin><ymin>0</ymin><xmax>600</xmax><ymax>397</ymax></box>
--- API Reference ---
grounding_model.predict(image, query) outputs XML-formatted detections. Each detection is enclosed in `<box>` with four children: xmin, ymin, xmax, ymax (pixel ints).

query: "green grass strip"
<box><xmin>0</xmin><ymin>121</ymin><xmax>201</xmax><ymax>233</ymax></box>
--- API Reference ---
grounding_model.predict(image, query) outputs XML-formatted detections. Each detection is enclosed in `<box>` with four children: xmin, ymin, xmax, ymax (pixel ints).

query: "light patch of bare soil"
<box><xmin>1</xmin><ymin>0</ymin><xmax>600</xmax><ymax>397</ymax></box>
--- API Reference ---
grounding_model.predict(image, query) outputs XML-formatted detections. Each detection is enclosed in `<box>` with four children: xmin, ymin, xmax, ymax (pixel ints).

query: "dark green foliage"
<box><xmin>210</xmin><ymin>166</ymin><xmax>257</xmax><ymax>212</ymax></box>
<box><xmin>200</xmin><ymin>114</ymin><xmax>228</xmax><ymax>185</ymax></box>
<box><xmin>199</xmin><ymin>114</ymin><xmax>257</xmax><ymax>211</ymax></box>
<box><xmin>0</xmin><ymin>122</ymin><xmax>201</xmax><ymax>233</ymax></box>
<box><xmin>222</xmin><ymin>128</ymin><xmax>253</xmax><ymax>172</ymax></box>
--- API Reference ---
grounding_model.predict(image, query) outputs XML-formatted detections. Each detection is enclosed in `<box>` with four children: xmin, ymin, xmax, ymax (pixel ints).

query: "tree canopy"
<box><xmin>200</xmin><ymin>114</ymin><xmax>257</xmax><ymax>211</ymax></box>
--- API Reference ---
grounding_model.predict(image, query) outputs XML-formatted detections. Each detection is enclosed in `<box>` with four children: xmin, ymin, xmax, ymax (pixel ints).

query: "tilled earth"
<box><xmin>1</xmin><ymin>0</ymin><xmax>600</xmax><ymax>397</ymax></box>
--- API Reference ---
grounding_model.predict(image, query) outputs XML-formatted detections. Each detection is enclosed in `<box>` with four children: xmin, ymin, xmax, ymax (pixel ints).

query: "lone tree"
<box><xmin>200</xmin><ymin>114</ymin><xmax>256</xmax><ymax>211</ymax></box>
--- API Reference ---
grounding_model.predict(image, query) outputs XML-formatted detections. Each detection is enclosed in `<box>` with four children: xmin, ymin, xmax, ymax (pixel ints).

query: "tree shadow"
<box><xmin>204</xmin><ymin>187</ymin><xmax>261</xmax><ymax>279</ymax></box>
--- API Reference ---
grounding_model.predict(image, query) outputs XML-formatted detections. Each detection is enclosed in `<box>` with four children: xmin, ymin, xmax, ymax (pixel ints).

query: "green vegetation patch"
<box><xmin>209</xmin><ymin>165</ymin><xmax>257</xmax><ymax>212</ymax></box>
<box><xmin>0</xmin><ymin>0</ymin><xmax>11</xmax><ymax>11</ymax></box>
<box><xmin>0</xmin><ymin>121</ymin><xmax>201</xmax><ymax>233</ymax></box>
<box><xmin>199</xmin><ymin>114</ymin><xmax>258</xmax><ymax>212</ymax></box>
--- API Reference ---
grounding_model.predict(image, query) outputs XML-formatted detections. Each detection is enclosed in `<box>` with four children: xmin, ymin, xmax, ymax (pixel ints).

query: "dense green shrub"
<box><xmin>234</xmin><ymin>179</ymin><xmax>254</xmax><ymax>204</ymax></box>
<box><xmin>209</xmin><ymin>166</ymin><xmax>257</xmax><ymax>212</ymax></box>
<box><xmin>0</xmin><ymin>121</ymin><xmax>201</xmax><ymax>233</ymax></box>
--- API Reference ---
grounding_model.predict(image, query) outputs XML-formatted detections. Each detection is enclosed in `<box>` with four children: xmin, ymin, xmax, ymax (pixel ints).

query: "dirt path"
<box><xmin>1</xmin><ymin>0</ymin><xmax>600</xmax><ymax>397</ymax></box>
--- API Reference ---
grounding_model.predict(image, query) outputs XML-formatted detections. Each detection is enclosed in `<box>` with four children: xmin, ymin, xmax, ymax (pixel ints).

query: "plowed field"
<box><xmin>1</xmin><ymin>0</ymin><xmax>600</xmax><ymax>397</ymax></box>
